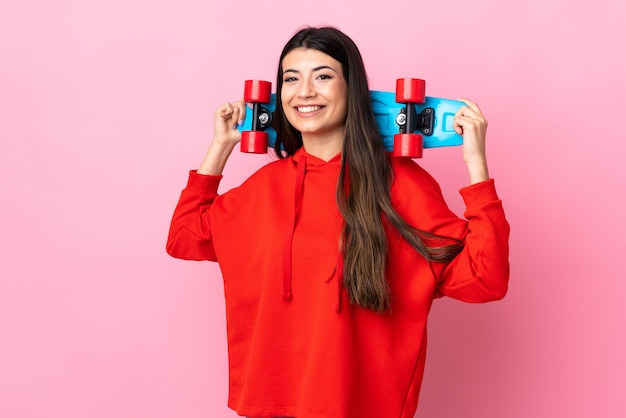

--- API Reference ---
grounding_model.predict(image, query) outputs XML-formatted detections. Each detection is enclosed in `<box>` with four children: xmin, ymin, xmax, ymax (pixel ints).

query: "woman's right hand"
<box><xmin>212</xmin><ymin>100</ymin><xmax>246</xmax><ymax>146</ymax></box>
<box><xmin>197</xmin><ymin>99</ymin><xmax>247</xmax><ymax>176</ymax></box>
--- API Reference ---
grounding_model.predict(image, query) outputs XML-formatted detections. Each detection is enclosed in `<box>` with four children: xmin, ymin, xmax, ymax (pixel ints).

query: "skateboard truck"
<box><xmin>396</xmin><ymin>106</ymin><xmax>434</xmax><ymax>136</ymax></box>
<box><xmin>251</xmin><ymin>104</ymin><xmax>272</xmax><ymax>131</ymax></box>
<box><xmin>241</xmin><ymin>80</ymin><xmax>273</xmax><ymax>153</ymax></box>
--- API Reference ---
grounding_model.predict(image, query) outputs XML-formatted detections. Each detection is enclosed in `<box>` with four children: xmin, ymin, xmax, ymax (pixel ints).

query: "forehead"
<box><xmin>281</xmin><ymin>47</ymin><xmax>342</xmax><ymax>72</ymax></box>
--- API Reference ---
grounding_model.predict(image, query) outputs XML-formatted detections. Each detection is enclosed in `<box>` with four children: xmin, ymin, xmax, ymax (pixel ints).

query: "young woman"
<box><xmin>167</xmin><ymin>26</ymin><xmax>509</xmax><ymax>418</ymax></box>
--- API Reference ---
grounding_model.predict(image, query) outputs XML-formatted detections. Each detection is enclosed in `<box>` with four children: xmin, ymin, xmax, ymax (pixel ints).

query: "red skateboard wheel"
<box><xmin>241</xmin><ymin>130</ymin><xmax>268</xmax><ymax>153</ymax></box>
<box><xmin>396</xmin><ymin>78</ymin><xmax>426</xmax><ymax>104</ymax></box>
<box><xmin>393</xmin><ymin>133</ymin><xmax>423</xmax><ymax>158</ymax></box>
<box><xmin>244</xmin><ymin>80</ymin><xmax>272</xmax><ymax>103</ymax></box>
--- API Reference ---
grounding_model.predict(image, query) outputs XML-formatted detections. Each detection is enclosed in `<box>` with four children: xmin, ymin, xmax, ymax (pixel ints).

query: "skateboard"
<box><xmin>238</xmin><ymin>78</ymin><xmax>464</xmax><ymax>158</ymax></box>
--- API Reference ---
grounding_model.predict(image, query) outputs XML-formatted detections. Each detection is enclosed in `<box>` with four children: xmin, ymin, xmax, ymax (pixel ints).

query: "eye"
<box><xmin>317</xmin><ymin>74</ymin><xmax>333</xmax><ymax>80</ymax></box>
<box><xmin>283</xmin><ymin>76</ymin><xmax>298</xmax><ymax>83</ymax></box>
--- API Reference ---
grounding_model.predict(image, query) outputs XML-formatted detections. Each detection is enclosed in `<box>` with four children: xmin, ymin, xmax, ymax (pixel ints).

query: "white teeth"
<box><xmin>297</xmin><ymin>106</ymin><xmax>321</xmax><ymax>113</ymax></box>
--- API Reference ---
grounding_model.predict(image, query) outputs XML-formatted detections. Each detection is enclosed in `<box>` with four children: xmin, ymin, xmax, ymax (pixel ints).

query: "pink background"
<box><xmin>1</xmin><ymin>0</ymin><xmax>624</xmax><ymax>417</ymax></box>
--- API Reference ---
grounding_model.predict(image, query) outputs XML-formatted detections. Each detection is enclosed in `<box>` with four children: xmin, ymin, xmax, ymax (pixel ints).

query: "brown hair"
<box><xmin>273</xmin><ymin>27</ymin><xmax>463</xmax><ymax>312</ymax></box>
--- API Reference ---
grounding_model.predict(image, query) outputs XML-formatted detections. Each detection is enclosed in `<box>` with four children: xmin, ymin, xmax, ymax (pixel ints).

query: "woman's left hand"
<box><xmin>454</xmin><ymin>99</ymin><xmax>490</xmax><ymax>184</ymax></box>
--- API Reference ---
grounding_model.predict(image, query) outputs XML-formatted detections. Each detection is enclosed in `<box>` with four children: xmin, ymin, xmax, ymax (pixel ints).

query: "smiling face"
<box><xmin>280</xmin><ymin>48</ymin><xmax>348</xmax><ymax>154</ymax></box>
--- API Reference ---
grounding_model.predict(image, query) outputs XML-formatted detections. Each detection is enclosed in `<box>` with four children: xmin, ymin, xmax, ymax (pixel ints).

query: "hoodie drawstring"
<box><xmin>282</xmin><ymin>155</ymin><xmax>306</xmax><ymax>300</ymax></box>
<box><xmin>335</xmin><ymin>253</ymin><xmax>344</xmax><ymax>312</ymax></box>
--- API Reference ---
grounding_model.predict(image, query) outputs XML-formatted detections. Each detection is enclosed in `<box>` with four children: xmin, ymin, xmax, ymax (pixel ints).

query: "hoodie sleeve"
<box><xmin>436</xmin><ymin>179</ymin><xmax>510</xmax><ymax>302</ymax></box>
<box><xmin>166</xmin><ymin>170</ymin><xmax>223</xmax><ymax>261</ymax></box>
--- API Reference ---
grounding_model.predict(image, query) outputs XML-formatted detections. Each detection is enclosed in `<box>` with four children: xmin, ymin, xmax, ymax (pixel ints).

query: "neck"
<box><xmin>301</xmin><ymin>132</ymin><xmax>344</xmax><ymax>162</ymax></box>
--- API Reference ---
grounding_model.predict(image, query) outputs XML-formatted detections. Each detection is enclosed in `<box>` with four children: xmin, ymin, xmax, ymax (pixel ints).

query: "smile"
<box><xmin>296</xmin><ymin>105</ymin><xmax>323</xmax><ymax>113</ymax></box>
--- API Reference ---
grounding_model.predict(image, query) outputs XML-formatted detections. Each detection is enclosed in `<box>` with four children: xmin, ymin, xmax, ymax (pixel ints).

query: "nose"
<box><xmin>297</xmin><ymin>78</ymin><xmax>316</xmax><ymax>98</ymax></box>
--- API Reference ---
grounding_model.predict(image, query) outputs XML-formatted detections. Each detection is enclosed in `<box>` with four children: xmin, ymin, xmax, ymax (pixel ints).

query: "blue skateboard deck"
<box><xmin>239</xmin><ymin>91</ymin><xmax>464</xmax><ymax>152</ymax></box>
<box><xmin>370</xmin><ymin>91</ymin><xmax>463</xmax><ymax>150</ymax></box>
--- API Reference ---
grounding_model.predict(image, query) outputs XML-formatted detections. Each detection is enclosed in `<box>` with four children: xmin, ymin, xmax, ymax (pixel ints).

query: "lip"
<box><xmin>294</xmin><ymin>104</ymin><xmax>325</xmax><ymax>115</ymax></box>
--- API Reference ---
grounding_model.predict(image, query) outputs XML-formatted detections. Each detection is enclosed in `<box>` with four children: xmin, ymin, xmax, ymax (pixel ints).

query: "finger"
<box><xmin>234</xmin><ymin>100</ymin><xmax>247</xmax><ymax>124</ymax></box>
<box><xmin>457</xmin><ymin>98</ymin><xmax>482</xmax><ymax>115</ymax></box>
<box><xmin>453</xmin><ymin>115</ymin><xmax>483</xmax><ymax>136</ymax></box>
<box><xmin>453</xmin><ymin>123</ymin><xmax>463</xmax><ymax>135</ymax></box>
<box><xmin>219</xmin><ymin>102</ymin><xmax>234</xmax><ymax>118</ymax></box>
<box><xmin>456</xmin><ymin>105</ymin><xmax>482</xmax><ymax>123</ymax></box>
<box><xmin>453</xmin><ymin>114</ymin><xmax>468</xmax><ymax>135</ymax></box>
<box><xmin>231</xmin><ymin>106</ymin><xmax>241</xmax><ymax>129</ymax></box>
<box><xmin>455</xmin><ymin>114</ymin><xmax>484</xmax><ymax>128</ymax></box>
<box><xmin>457</xmin><ymin>100</ymin><xmax>487</xmax><ymax>127</ymax></box>
<box><xmin>454</xmin><ymin>112</ymin><xmax>474</xmax><ymax>124</ymax></box>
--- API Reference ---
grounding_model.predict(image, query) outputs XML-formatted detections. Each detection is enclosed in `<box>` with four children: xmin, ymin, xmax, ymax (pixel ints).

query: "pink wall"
<box><xmin>1</xmin><ymin>0</ymin><xmax>624</xmax><ymax>417</ymax></box>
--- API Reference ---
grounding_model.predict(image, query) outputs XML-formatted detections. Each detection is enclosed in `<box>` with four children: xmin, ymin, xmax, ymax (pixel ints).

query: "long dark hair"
<box><xmin>273</xmin><ymin>27</ymin><xmax>463</xmax><ymax>312</ymax></box>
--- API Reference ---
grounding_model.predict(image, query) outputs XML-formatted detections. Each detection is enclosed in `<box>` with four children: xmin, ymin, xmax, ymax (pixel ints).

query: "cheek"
<box><xmin>279</xmin><ymin>90</ymin><xmax>292</xmax><ymax>114</ymax></box>
<box><xmin>280</xmin><ymin>99</ymin><xmax>297</xmax><ymax>126</ymax></box>
<box><xmin>339</xmin><ymin>96</ymin><xmax>348</xmax><ymax>119</ymax></box>
<box><xmin>280</xmin><ymin>91</ymin><xmax>295</xmax><ymax>114</ymax></box>
<box><xmin>337</xmin><ymin>88</ymin><xmax>348</xmax><ymax>113</ymax></box>
<box><xmin>280</xmin><ymin>83</ymin><xmax>296</xmax><ymax>102</ymax></box>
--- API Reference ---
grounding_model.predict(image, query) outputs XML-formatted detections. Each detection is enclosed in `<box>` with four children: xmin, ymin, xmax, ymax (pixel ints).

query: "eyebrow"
<box><xmin>283</xmin><ymin>65</ymin><xmax>339</xmax><ymax>74</ymax></box>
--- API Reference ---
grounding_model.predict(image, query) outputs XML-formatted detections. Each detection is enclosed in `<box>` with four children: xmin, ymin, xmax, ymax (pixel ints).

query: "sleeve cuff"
<box><xmin>185</xmin><ymin>170</ymin><xmax>223</xmax><ymax>194</ymax></box>
<box><xmin>459</xmin><ymin>178</ymin><xmax>500</xmax><ymax>206</ymax></box>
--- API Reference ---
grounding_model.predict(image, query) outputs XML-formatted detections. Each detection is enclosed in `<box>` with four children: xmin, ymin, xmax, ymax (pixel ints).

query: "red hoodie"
<box><xmin>166</xmin><ymin>148</ymin><xmax>509</xmax><ymax>418</ymax></box>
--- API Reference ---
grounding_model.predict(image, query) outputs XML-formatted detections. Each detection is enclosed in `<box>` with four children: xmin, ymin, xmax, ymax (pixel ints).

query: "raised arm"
<box><xmin>453</xmin><ymin>98</ymin><xmax>490</xmax><ymax>185</ymax></box>
<box><xmin>437</xmin><ymin>99</ymin><xmax>509</xmax><ymax>301</ymax></box>
<box><xmin>197</xmin><ymin>100</ymin><xmax>247</xmax><ymax>175</ymax></box>
<box><xmin>166</xmin><ymin>100</ymin><xmax>246</xmax><ymax>260</ymax></box>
